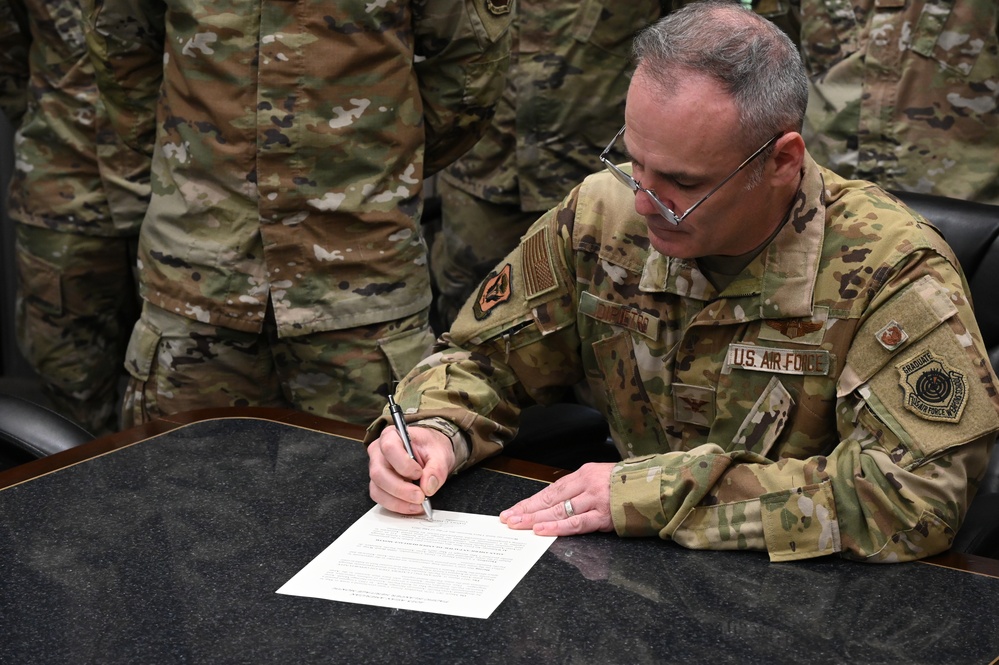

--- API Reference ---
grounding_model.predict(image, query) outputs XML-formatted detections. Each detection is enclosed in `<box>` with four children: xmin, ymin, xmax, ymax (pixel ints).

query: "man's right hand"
<box><xmin>367</xmin><ymin>424</ymin><xmax>455</xmax><ymax>515</ymax></box>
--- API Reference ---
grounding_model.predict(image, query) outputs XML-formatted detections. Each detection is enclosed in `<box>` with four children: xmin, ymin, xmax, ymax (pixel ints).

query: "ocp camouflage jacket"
<box><xmin>85</xmin><ymin>0</ymin><xmax>512</xmax><ymax>335</ymax></box>
<box><xmin>375</xmin><ymin>152</ymin><xmax>999</xmax><ymax>562</ymax></box>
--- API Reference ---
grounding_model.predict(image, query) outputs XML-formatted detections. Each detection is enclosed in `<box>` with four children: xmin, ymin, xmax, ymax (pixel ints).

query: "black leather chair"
<box><xmin>0</xmin><ymin>394</ymin><xmax>94</xmax><ymax>471</ymax></box>
<box><xmin>890</xmin><ymin>190</ymin><xmax>999</xmax><ymax>560</ymax></box>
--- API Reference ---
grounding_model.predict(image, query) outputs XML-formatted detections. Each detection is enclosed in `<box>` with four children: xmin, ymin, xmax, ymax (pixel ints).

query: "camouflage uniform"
<box><xmin>430</xmin><ymin>2</ymin><xmax>667</xmax><ymax>328</ymax></box>
<box><xmin>0</xmin><ymin>0</ymin><xmax>147</xmax><ymax>434</ymax></box>
<box><xmin>84</xmin><ymin>0</ymin><xmax>512</xmax><ymax>426</ymax></box>
<box><xmin>369</xmin><ymin>153</ymin><xmax>999</xmax><ymax>562</ymax></box>
<box><xmin>800</xmin><ymin>0</ymin><xmax>999</xmax><ymax>203</ymax></box>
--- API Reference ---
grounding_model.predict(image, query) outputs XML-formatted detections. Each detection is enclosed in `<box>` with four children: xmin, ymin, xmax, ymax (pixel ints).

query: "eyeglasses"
<box><xmin>600</xmin><ymin>125</ymin><xmax>781</xmax><ymax>226</ymax></box>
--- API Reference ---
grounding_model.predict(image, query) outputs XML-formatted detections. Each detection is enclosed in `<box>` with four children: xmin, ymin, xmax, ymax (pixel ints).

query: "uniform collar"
<box><xmin>639</xmin><ymin>152</ymin><xmax>826</xmax><ymax>320</ymax></box>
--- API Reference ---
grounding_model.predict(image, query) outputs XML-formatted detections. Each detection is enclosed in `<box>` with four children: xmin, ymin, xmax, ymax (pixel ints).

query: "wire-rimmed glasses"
<box><xmin>599</xmin><ymin>125</ymin><xmax>781</xmax><ymax>226</ymax></box>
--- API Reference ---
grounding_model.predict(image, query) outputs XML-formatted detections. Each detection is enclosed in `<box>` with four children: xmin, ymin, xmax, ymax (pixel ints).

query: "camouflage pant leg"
<box><xmin>14</xmin><ymin>225</ymin><xmax>139</xmax><ymax>436</ymax></box>
<box><xmin>430</xmin><ymin>179</ymin><xmax>538</xmax><ymax>329</ymax></box>
<box><xmin>122</xmin><ymin>303</ymin><xmax>434</xmax><ymax>428</ymax></box>
<box><xmin>121</xmin><ymin>303</ymin><xmax>290</xmax><ymax>428</ymax></box>
<box><xmin>272</xmin><ymin>308</ymin><xmax>434</xmax><ymax>426</ymax></box>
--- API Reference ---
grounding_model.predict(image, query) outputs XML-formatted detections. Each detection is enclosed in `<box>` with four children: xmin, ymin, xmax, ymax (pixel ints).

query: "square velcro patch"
<box><xmin>521</xmin><ymin>226</ymin><xmax>558</xmax><ymax>301</ymax></box>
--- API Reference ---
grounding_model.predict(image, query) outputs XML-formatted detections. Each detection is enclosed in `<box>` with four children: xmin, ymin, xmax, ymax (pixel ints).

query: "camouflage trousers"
<box><xmin>121</xmin><ymin>302</ymin><xmax>435</xmax><ymax>429</ymax></box>
<box><xmin>14</xmin><ymin>224</ymin><xmax>140</xmax><ymax>436</ymax></box>
<box><xmin>430</xmin><ymin>179</ymin><xmax>539</xmax><ymax>330</ymax></box>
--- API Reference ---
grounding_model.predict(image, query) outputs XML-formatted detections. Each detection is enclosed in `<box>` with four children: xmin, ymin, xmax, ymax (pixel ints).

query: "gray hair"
<box><xmin>633</xmin><ymin>1</ymin><xmax>808</xmax><ymax>157</ymax></box>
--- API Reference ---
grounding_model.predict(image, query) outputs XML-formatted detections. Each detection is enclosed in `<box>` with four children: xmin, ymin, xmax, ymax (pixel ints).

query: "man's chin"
<box><xmin>649</xmin><ymin>233</ymin><xmax>695</xmax><ymax>259</ymax></box>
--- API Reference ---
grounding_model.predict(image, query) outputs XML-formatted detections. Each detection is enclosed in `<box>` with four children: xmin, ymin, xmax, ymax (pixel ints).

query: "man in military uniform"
<box><xmin>84</xmin><ymin>0</ymin><xmax>512</xmax><ymax>427</ymax></box>
<box><xmin>0</xmin><ymin>0</ymin><xmax>147</xmax><ymax>434</ymax></box>
<box><xmin>800</xmin><ymin>0</ymin><xmax>999</xmax><ymax>203</ymax></box>
<box><xmin>430</xmin><ymin>1</ymin><xmax>669</xmax><ymax>330</ymax></box>
<box><xmin>367</xmin><ymin>2</ymin><xmax>999</xmax><ymax>563</ymax></box>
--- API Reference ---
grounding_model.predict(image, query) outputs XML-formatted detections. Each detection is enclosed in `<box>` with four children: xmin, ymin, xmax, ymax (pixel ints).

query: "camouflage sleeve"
<box><xmin>611</xmin><ymin>252</ymin><xmax>999</xmax><ymax>563</ymax></box>
<box><xmin>0</xmin><ymin>0</ymin><xmax>30</xmax><ymax>124</ymax></box>
<box><xmin>365</xmin><ymin>187</ymin><xmax>585</xmax><ymax>461</ymax></box>
<box><xmin>82</xmin><ymin>0</ymin><xmax>165</xmax><ymax>157</ymax></box>
<box><xmin>413</xmin><ymin>0</ymin><xmax>513</xmax><ymax>176</ymax></box>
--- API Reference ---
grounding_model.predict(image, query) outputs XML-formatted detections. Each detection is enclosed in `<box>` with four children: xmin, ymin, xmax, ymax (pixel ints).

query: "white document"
<box><xmin>277</xmin><ymin>506</ymin><xmax>556</xmax><ymax>619</ymax></box>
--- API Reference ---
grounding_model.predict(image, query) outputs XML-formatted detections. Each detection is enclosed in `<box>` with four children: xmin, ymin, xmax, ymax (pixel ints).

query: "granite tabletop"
<box><xmin>1</xmin><ymin>417</ymin><xmax>996</xmax><ymax>664</ymax></box>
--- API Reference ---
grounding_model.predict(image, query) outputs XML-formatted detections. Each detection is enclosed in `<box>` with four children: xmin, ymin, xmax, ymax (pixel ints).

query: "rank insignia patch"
<box><xmin>876</xmin><ymin>319</ymin><xmax>908</xmax><ymax>351</ymax></box>
<box><xmin>896</xmin><ymin>350</ymin><xmax>968</xmax><ymax>423</ymax></box>
<box><xmin>473</xmin><ymin>263</ymin><xmax>512</xmax><ymax>320</ymax></box>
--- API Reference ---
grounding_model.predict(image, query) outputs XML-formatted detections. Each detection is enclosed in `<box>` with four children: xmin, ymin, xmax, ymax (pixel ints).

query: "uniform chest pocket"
<box><xmin>728</xmin><ymin>376</ymin><xmax>795</xmax><ymax>459</ymax></box>
<box><xmin>591</xmin><ymin>331</ymin><xmax>671</xmax><ymax>458</ymax></box>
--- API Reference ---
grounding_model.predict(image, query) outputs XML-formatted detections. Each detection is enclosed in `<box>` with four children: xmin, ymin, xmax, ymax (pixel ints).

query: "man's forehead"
<box><xmin>625</xmin><ymin>97</ymin><xmax>738</xmax><ymax>168</ymax></box>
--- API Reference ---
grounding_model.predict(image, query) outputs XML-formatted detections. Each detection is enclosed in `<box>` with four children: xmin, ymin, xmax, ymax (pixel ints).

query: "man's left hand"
<box><xmin>499</xmin><ymin>462</ymin><xmax>615</xmax><ymax>536</ymax></box>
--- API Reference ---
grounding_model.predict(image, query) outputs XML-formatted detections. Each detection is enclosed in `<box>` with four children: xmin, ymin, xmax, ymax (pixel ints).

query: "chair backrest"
<box><xmin>889</xmin><ymin>190</ymin><xmax>999</xmax><ymax>373</ymax></box>
<box><xmin>0</xmin><ymin>394</ymin><xmax>94</xmax><ymax>462</ymax></box>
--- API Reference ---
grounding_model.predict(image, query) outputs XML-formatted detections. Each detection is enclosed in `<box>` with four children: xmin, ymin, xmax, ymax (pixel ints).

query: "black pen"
<box><xmin>387</xmin><ymin>395</ymin><xmax>434</xmax><ymax>521</ymax></box>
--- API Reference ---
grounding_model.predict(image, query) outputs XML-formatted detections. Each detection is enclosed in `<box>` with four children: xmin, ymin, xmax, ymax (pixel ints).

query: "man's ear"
<box><xmin>770</xmin><ymin>132</ymin><xmax>805</xmax><ymax>186</ymax></box>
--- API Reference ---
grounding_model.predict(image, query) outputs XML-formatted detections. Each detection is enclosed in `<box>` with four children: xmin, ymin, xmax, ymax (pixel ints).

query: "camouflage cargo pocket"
<box><xmin>377</xmin><ymin>322</ymin><xmax>435</xmax><ymax>382</ymax></box>
<box><xmin>124</xmin><ymin>315</ymin><xmax>162</xmax><ymax>382</ymax></box>
<box><xmin>15</xmin><ymin>249</ymin><xmax>62</xmax><ymax>316</ymax></box>
<box><xmin>120</xmin><ymin>314</ymin><xmax>163</xmax><ymax>427</ymax></box>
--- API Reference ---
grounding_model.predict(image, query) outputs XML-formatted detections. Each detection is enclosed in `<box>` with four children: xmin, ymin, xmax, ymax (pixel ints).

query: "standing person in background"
<box><xmin>84</xmin><ymin>0</ymin><xmax>512</xmax><ymax>427</ymax></box>
<box><xmin>800</xmin><ymin>0</ymin><xmax>999</xmax><ymax>203</ymax></box>
<box><xmin>430</xmin><ymin>1</ymin><xmax>669</xmax><ymax>330</ymax></box>
<box><xmin>0</xmin><ymin>0</ymin><xmax>147</xmax><ymax>435</ymax></box>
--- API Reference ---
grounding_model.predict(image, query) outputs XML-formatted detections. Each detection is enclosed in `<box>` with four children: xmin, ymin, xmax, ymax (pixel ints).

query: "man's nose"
<box><xmin>633</xmin><ymin>187</ymin><xmax>668</xmax><ymax>218</ymax></box>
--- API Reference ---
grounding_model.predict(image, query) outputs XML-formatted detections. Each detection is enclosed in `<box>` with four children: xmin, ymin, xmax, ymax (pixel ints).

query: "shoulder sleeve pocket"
<box><xmin>838</xmin><ymin>275</ymin><xmax>957</xmax><ymax>397</ymax></box>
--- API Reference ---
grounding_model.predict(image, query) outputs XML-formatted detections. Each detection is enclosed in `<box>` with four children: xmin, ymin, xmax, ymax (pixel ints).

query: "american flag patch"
<box><xmin>522</xmin><ymin>226</ymin><xmax>557</xmax><ymax>300</ymax></box>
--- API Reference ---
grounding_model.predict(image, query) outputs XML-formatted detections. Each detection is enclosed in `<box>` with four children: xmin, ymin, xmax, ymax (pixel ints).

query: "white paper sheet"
<box><xmin>276</xmin><ymin>506</ymin><xmax>556</xmax><ymax>619</ymax></box>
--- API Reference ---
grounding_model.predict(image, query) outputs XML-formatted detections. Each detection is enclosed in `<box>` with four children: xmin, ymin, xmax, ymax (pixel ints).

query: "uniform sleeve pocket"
<box><xmin>838</xmin><ymin>275</ymin><xmax>957</xmax><ymax>397</ymax></box>
<box><xmin>570</xmin><ymin>1</ymin><xmax>659</xmax><ymax>57</ymax></box>
<box><xmin>799</xmin><ymin>0</ymin><xmax>859</xmax><ymax>74</ymax></box>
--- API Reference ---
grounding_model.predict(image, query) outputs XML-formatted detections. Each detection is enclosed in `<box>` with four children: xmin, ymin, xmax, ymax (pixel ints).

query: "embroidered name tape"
<box><xmin>727</xmin><ymin>343</ymin><xmax>831</xmax><ymax>376</ymax></box>
<box><xmin>579</xmin><ymin>292</ymin><xmax>660</xmax><ymax>340</ymax></box>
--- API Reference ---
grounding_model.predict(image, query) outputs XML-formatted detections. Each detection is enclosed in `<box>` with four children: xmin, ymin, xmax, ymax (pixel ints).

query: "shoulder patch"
<box><xmin>896</xmin><ymin>350</ymin><xmax>967</xmax><ymax>423</ymax></box>
<box><xmin>473</xmin><ymin>263</ymin><xmax>512</xmax><ymax>321</ymax></box>
<box><xmin>522</xmin><ymin>226</ymin><xmax>558</xmax><ymax>301</ymax></box>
